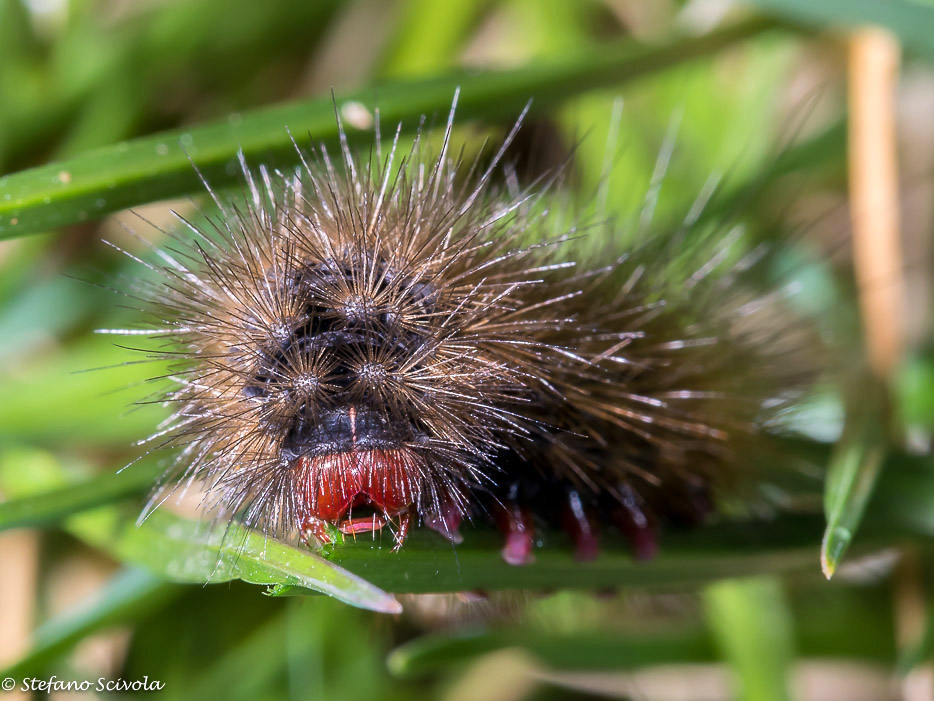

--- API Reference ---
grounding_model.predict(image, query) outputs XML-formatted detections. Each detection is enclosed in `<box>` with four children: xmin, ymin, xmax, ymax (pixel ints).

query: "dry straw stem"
<box><xmin>0</xmin><ymin>529</ymin><xmax>39</xmax><ymax>701</ymax></box>
<box><xmin>847</xmin><ymin>27</ymin><xmax>905</xmax><ymax>376</ymax></box>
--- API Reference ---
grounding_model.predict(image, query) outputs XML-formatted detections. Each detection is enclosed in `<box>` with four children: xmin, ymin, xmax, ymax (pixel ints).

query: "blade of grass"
<box><xmin>0</xmin><ymin>459</ymin><xmax>163</xmax><ymax>532</ymax></box>
<box><xmin>183</xmin><ymin>611</ymin><xmax>293</xmax><ymax>701</ymax></box>
<box><xmin>2</xmin><ymin>435</ymin><xmax>931</xmax><ymax>609</ymax></box>
<box><xmin>821</xmin><ymin>372</ymin><xmax>888</xmax><ymax>578</ymax></box>
<box><xmin>898</xmin><ymin>347</ymin><xmax>934</xmax><ymax>429</ymax></box>
<box><xmin>0</xmin><ymin>338</ymin><xmax>168</xmax><ymax>444</ymax></box>
<box><xmin>389</xmin><ymin>581</ymin><xmax>894</xmax><ymax>678</ymax></box>
<box><xmin>379</xmin><ymin>0</ymin><xmax>489</xmax><ymax>78</ymax></box>
<box><xmin>0</xmin><ymin>568</ymin><xmax>180</xmax><ymax>680</ymax></box>
<box><xmin>0</xmin><ymin>447</ymin><xmax>399</xmax><ymax>612</ymax></box>
<box><xmin>702</xmin><ymin>577</ymin><xmax>794</xmax><ymax>701</ymax></box>
<box><xmin>322</xmin><ymin>514</ymin><xmax>847</xmax><ymax>595</ymax></box>
<box><xmin>284</xmin><ymin>598</ymin><xmax>393</xmax><ymax>701</ymax></box>
<box><xmin>0</xmin><ymin>452</ymin><xmax>869</xmax><ymax>602</ymax></box>
<box><xmin>0</xmin><ymin>443</ymin><xmax>836</xmax><ymax>602</ymax></box>
<box><xmin>2</xmin><ymin>435</ymin><xmax>932</xmax><ymax>604</ymax></box>
<box><xmin>0</xmin><ymin>18</ymin><xmax>777</xmax><ymax>239</ymax></box>
<box><xmin>65</xmin><ymin>505</ymin><xmax>401</xmax><ymax>614</ymax></box>
<box><xmin>389</xmin><ymin>629</ymin><xmax>717</xmax><ymax>678</ymax></box>
<box><xmin>745</xmin><ymin>0</ymin><xmax>934</xmax><ymax>61</ymax></box>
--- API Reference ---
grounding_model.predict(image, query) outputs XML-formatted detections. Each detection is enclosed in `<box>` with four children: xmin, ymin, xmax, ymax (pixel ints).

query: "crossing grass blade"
<box><xmin>0</xmin><ymin>18</ymin><xmax>776</xmax><ymax>239</ymax></box>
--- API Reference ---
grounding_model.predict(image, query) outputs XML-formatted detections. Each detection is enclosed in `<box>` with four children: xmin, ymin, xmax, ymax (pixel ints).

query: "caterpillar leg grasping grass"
<box><xmin>106</xmin><ymin>96</ymin><xmax>819</xmax><ymax>565</ymax></box>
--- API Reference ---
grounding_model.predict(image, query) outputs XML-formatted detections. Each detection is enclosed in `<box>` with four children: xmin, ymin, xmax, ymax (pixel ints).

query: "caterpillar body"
<box><xmin>112</xmin><ymin>98</ymin><xmax>817</xmax><ymax>565</ymax></box>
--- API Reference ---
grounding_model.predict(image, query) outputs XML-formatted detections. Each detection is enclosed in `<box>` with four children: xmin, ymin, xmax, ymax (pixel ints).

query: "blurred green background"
<box><xmin>2</xmin><ymin>1</ymin><xmax>934</xmax><ymax>700</ymax></box>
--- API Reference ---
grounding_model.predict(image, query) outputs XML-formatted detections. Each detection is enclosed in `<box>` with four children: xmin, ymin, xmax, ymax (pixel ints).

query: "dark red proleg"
<box><xmin>561</xmin><ymin>489</ymin><xmax>599</xmax><ymax>562</ymax></box>
<box><xmin>495</xmin><ymin>501</ymin><xmax>535</xmax><ymax>566</ymax></box>
<box><xmin>424</xmin><ymin>495</ymin><xmax>464</xmax><ymax>544</ymax></box>
<box><xmin>613</xmin><ymin>484</ymin><xmax>657</xmax><ymax>560</ymax></box>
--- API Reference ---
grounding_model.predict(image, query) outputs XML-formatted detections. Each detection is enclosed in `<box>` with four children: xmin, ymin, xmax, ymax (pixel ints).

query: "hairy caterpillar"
<box><xmin>107</xmin><ymin>95</ymin><xmax>818</xmax><ymax>566</ymax></box>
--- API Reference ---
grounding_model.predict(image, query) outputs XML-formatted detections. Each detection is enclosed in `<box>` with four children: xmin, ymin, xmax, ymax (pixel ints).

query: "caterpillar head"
<box><xmin>243</xmin><ymin>241</ymin><xmax>540</xmax><ymax>546</ymax></box>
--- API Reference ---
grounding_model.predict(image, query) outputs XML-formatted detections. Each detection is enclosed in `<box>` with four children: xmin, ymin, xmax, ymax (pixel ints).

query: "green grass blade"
<box><xmin>0</xmin><ymin>450</ymin><xmax>873</xmax><ymax>604</ymax></box>
<box><xmin>898</xmin><ymin>347</ymin><xmax>934</xmax><ymax>429</ymax></box>
<box><xmin>821</xmin><ymin>373</ymin><xmax>888</xmax><ymax>578</ymax></box>
<box><xmin>745</xmin><ymin>0</ymin><xmax>934</xmax><ymax>61</ymax></box>
<box><xmin>0</xmin><ymin>18</ymin><xmax>776</xmax><ymax>239</ymax></box>
<box><xmin>0</xmin><ymin>445</ymin><xmax>398</xmax><ymax>613</ymax></box>
<box><xmin>703</xmin><ymin>577</ymin><xmax>795</xmax><ymax>701</ymax></box>
<box><xmin>3</xmin><ymin>434</ymin><xmax>932</xmax><ymax>607</ymax></box>
<box><xmin>4</xmin><ymin>435</ymin><xmax>932</xmax><ymax>610</ymax></box>
<box><xmin>65</xmin><ymin>506</ymin><xmax>401</xmax><ymax>614</ymax></box>
<box><xmin>324</xmin><ymin>515</ymin><xmax>841</xmax><ymax>595</ymax></box>
<box><xmin>0</xmin><ymin>568</ymin><xmax>179</xmax><ymax>680</ymax></box>
<box><xmin>183</xmin><ymin>612</ymin><xmax>292</xmax><ymax>701</ymax></box>
<box><xmin>380</xmin><ymin>0</ymin><xmax>489</xmax><ymax>78</ymax></box>
<box><xmin>0</xmin><ymin>442</ymin><xmax>836</xmax><ymax>605</ymax></box>
<box><xmin>0</xmin><ymin>338</ymin><xmax>168</xmax><ymax>445</ymax></box>
<box><xmin>0</xmin><ymin>460</ymin><xmax>163</xmax><ymax>532</ymax></box>
<box><xmin>389</xmin><ymin>582</ymin><xmax>896</xmax><ymax>678</ymax></box>
<box><xmin>389</xmin><ymin>629</ymin><xmax>717</xmax><ymax>678</ymax></box>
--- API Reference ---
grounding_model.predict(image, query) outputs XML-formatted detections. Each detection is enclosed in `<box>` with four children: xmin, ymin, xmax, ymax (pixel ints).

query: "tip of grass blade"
<box><xmin>820</xmin><ymin>372</ymin><xmax>888</xmax><ymax>579</ymax></box>
<box><xmin>820</xmin><ymin>525</ymin><xmax>852</xmax><ymax>579</ymax></box>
